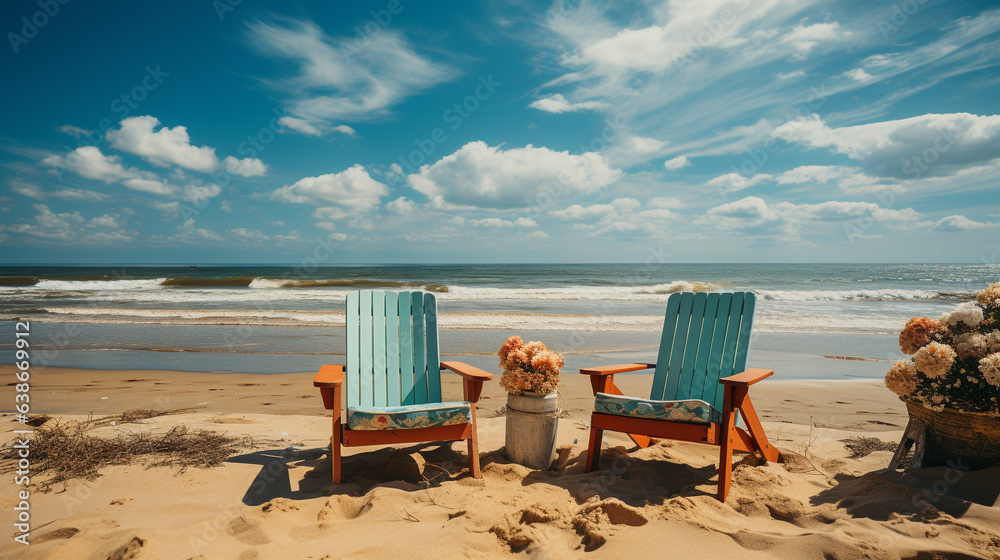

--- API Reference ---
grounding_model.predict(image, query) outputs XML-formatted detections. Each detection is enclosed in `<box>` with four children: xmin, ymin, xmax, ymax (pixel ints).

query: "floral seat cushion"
<box><xmin>594</xmin><ymin>393</ymin><xmax>722</xmax><ymax>425</ymax></box>
<box><xmin>347</xmin><ymin>401</ymin><xmax>471</xmax><ymax>431</ymax></box>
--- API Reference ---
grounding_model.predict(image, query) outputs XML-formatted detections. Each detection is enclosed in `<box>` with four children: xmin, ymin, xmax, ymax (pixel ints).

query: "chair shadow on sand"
<box><xmin>227</xmin><ymin>436</ymin><xmax>736</xmax><ymax>508</ymax></box>
<box><xmin>809</xmin><ymin>466</ymin><xmax>1000</xmax><ymax>523</ymax></box>
<box><xmin>228</xmin><ymin>441</ymin><xmax>482</xmax><ymax>506</ymax></box>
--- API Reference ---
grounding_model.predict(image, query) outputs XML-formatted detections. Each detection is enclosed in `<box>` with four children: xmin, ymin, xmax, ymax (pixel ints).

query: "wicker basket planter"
<box><xmin>904</xmin><ymin>399</ymin><xmax>1000</xmax><ymax>470</ymax></box>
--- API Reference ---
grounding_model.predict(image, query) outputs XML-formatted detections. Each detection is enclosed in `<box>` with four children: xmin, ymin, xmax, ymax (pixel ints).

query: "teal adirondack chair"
<box><xmin>314</xmin><ymin>291</ymin><xmax>493</xmax><ymax>485</ymax></box>
<box><xmin>581</xmin><ymin>292</ymin><xmax>779</xmax><ymax>501</ymax></box>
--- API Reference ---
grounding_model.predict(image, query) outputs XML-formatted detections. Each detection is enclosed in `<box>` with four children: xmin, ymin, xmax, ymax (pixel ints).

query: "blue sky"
<box><xmin>1</xmin><ymin>0</ymin><xmax>999</xmax><ymax>264</ymax></box>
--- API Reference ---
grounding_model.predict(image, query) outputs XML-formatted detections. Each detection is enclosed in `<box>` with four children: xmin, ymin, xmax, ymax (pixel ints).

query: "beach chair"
<box><xmin>314</xmin><ymin>290</ymin><xmax>493</xmax><ymax>485</ymax></box>
<box><xmin>581</xmin><ymin>292</ymin><xmax>778</xmax><ymax>501</ymax></box>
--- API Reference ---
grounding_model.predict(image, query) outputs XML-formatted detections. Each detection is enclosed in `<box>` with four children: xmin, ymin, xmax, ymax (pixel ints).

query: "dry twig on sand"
<box><xmin>843</xmin><ymin>436</ymin><xmax>897</xmax><ymax>459</ymax></box>
<box><xmin>0</xmin><ymin>414</ymin><xmax>245</xmax><ymax>490</ymax></box>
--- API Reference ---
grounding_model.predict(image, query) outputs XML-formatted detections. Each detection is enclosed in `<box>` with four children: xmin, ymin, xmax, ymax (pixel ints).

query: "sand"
<box><xmin>2</xmin><ymin>364</ymin><xmax>999</xmax><ymax>559</ymax></box>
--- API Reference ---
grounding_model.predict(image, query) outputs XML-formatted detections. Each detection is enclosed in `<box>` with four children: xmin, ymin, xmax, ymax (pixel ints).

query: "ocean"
<box><xmin>1</xmin><ymin>263</ymin><xmax>997</xmax><ymax>376</ymax></box>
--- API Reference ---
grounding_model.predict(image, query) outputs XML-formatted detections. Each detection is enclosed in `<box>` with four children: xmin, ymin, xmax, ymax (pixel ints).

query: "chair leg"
<box><xmin>717</xmin><ymin>387</ymin><xmax>742</xmax><ymax>502</ymax></box>
<box><xmin>331</xmin><ymin>416</ymin><xmax>342</xmax><ymax>486</ymax></box>
<box><xmin>585</xmin><ymin>427</ymin><xmax>604</xmax><ymax>472</ymax></box>
<box><xmin>468</xmin><ymin>405</ymin><xmax>481</xmax><ymax>478</ymax></box>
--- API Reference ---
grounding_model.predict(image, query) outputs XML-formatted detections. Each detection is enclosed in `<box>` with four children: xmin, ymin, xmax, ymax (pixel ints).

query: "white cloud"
<box><xmin>529</xmin><ymin>94</ymin><xmax>608</xmax><ymax>114</ymax></box>
<box><xmin>221</xmin><ymin>200</ymin><xmax>232</xmax><ymax>213</ymax></box>
<box><xmin>386</xmin><ymin>197</ymin><xmax>417</xmax><ymax>214</ymax></box>
<box><xmin>278</xmin><ymin>116</ymin><xmax>324</xmax><ymax>136</ymax></box>
<box><xmin>102</xmin><ymin>116</ymin><xmax>268</xmax><ymax>178</ymax></box>
<box><xmin>247</xmin><ymin>19</ymin><xmax>454</xmax><ymax>128</ymax></box>
<box><xmin>649</xmin><ymin>196</ymin><xmax>684</xmax><ymax>209</ymax></box>
<box><xmin>56</xmin><ymin>124</ymin><xmax>91</xmax><ymax>138</ymax></box>
<box><xmin>9</xmin><ymin>181</ymin><xmax>44</xmax><ymax>199</ymax></box>
<box><xmin>8</xmin><ymin>204</ymin><xmax>133</xmax><ymax>243</ymax></box>
<box><xmin>182</xmin><ymin>184</ymin><xmax>222</xmax><ymax>203</ymax></box>
<box><xmin>9</xmin><ymin>181</ymin><xmax>109</xmax><ymax>202</ymax></box>
<box><xmin>121</xmin><ymin>177</ymin><xmax>174</xmax><ymax>196</ymax></box>
<box><xmin>706</xmin><ymin>196</ymin><xmax>780</xmax><ymax>228</ymax></box>
<box><xmin>776</xmin><ymin>70</ymin><xmax>805</xmax><ymax>80</ymax></box>
<box><xmin>43</xmin><ymin>146</ymin><xmax>134</xmax><ymax>183</ymax></box>
<box><xmin>332</xmin><ymin>125</ymin><xmax>358</xmax><ymax>137</ymax></box>
<box><xmin>844</xmin><ymin>68</ymin><xmax>872</xmax><ymax>82</ymax></box>
<box><xmin>41</xmin><ymin>146</ymin><xmax>176</xmax><ymax>196</ymax></box>
<box><xmin>780</xmin><ymin>22</ymin><xmax>845</xmax><ymax>57</ymax></box>
<box><xmin>468</xmin><ymin>217</ymin><xmax>538</xmax><ymax>228</ymax></box>
<box><xmin>705</xmin><ymin>172</ymin><xmax>772</xmax><ymax>193</ymax></box>
<box><xmin>107</xmin><ymin>116</ymin><xmax>217</xmax><ymax>172</ymax></box>
<box><xmin>664</xmin><ymin>155</ymin><xmax>690</xmax><ymax>171</ymax></box>
<box><xmin>773</xmin><ymin>112</ymin><xmax>1000</xmax><ymax>178</ymax></box>
<box><xmin>700</xmin><ymin>196</ymin><xmax>921</xmax><ymax>240</ymax></box>
<box><xmin>272</xmin><ymin>165</ymin><xmax>388</xmax><ymax>210</ymax></box>
<box><xmin>931</xmin><ymin>215</ymin><xmax>1000</xmax><ymax>232</ymax></box>
<box><xmin>407</xmin><ymin>141</ymin><xmax>621</xmax><ymax>209</ymax></box>
<box><xmin>222</xmin><ymin>156</ymin><xmax>267</xmax><ymax>177</ymax></box>
<box><xmin>151</xmin><ymin>201</ymin><xmax>180</xmax><ymax>217</ymax></box>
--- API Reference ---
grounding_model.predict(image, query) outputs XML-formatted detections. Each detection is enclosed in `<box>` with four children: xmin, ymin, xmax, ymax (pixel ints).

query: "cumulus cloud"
<box><xmin>386</xmin><ymin>197</ymin><xmax>417</xmax><ymax>214</ymax></box>
<box><xmin>272</xmin><ymin>165</ymin><xmax>389</xmax><ymax>211</ymax></box>
<box><xmin>407</xmin><ymin>141</ymin><xmax>622</xmax><ymax>209</ymax></box>
<box><xmin>844</xmin><ymin>68</ymin><xmax>872</xmax><ymax>81</ymax></box>
<box><xmin>773</xmin><ymin>113</ymin><xmax>1000</xmax><ymax>178</ymax></box>
<box><xmin>107</xmin><ymin>116</ymin><xmax>217</xmax><ymax>172</ymax></box>
<box><xmin>246</xmin><ymin>19</ymin><xmax>454</xmax><ymax>129</ymax></box>
<box><xmin>7</xmin><ymin>204</ymin><xmax>133</xmax><ymax>243</ymax></box>
<box><xmin>664</xmin><ymin>156</ymin><xmax>690</xmax><ymax>171</ymax></box>
<box><xmin>931</xmin><ymin>215</ymin><xmax>1000</xmax><ymax>232</ymax></box>
<box><xmin>105</xmin><ymin>116</ymin><xmax>267</xmax><ymax>177</ymax></box>
<box><xmin>222</xmin><ymin>156</ymin><xmax>268</xmax><ymax>177</ymax></box>
<box><xmin>529</xmin><ymin>94</ymin><xmax>608</xmax><ymax>113</ymax></box>
<box><xmin>42</xmin><ymin>146</ymin><xmax>175</xmax><ymax>196</ymax></box>
<box><xmin>705</xmin><ymin>172</ymin><xmax>772</xmax><ymax>194</ymax></box>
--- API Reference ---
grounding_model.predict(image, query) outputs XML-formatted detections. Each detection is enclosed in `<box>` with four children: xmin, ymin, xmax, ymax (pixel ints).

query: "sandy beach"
<box><xmin>3</xmin><ymin>362</ymin><xmax>998</xmax><ymax>560</ymax></box>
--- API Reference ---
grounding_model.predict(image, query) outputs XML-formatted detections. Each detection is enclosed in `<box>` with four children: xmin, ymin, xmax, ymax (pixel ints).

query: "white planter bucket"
<box><xmin>505</xmin><ymin>391</ymin><xmax>560</xmax><ymax>470</ymax></box>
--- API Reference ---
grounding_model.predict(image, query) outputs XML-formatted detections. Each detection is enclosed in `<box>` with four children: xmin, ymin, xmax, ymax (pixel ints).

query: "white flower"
<box><xmin>941</xmin><ymin>302</ymin><xmax>984</xmax><ymax>328</ymax></box>
<box><xmin>979</xmin><ymin>352</ymin><xmax>1000</xmax><ymax>387</ymax></box>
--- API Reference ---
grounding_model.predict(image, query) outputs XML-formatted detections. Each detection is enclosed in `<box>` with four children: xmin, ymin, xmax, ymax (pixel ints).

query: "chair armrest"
<box><xmin>580</xmin><ymin>363</ymin><xmax>655</xmax><ymax>376</ymax></box>
<box><xmin>720</xmin><ymin>368</ymin><xmax>773</xmax><ymax>387</ymax></box>
<box><xmin>441</xmin><ymin>361</ymin><xmax>493</xmax><ymax>382</ymax></box>
<box><xmin>314</xmin><ymin>364</ymin><xmax>345</xmax><ymax>387</ymax></box>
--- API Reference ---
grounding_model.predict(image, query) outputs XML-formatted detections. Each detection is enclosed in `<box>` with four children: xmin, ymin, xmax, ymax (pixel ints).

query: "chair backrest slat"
<box><xmin>344</xmin><ymin>290</ymin><xmax>443</xmax><ymax>408</ymax></box>
<box><xmin>372</xmin><ymin>291</ymin><xmax>388</xmax><ymax>407</ymax></box>
<box><xmin>385</xmin><ymin>292</ymin><xmax>401</xmax><ymax>406</ymax></box>
<box><xmin>358</xmin><ymin>290</ymin><xmax>374</xmax><ymax>407</ymax></box>
<box><xmin>424</xmin><ymin>293</ymin><xmax>442</xmax><ymax>402</ymax></box>
<box><xmin>346</xmin><ymin>291</ymin><xmax>361</xmax><ymax>408</ymax></box>
<box><xmin>397</xmin><ymin>294</ymin><xmax>414</xmax><ymax>405</ymax></box>
<box><xmin>650</xmin><ymin>292</ymin><xmax>756</xmax><ymax>412</ymax></box>
<box><xmin>410</xmin><ymin>292</ymin><xmax>428</xmax><ymax>404</ymax></box>
<box><xmin>650</xmin><ymin>294</ymin><xmax>682</xmax><ymax>400</ymax></box>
